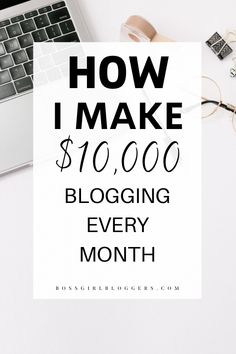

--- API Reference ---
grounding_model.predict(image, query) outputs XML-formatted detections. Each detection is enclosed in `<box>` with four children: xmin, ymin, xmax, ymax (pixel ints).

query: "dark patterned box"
<box><xmin>206</xmin><ymin>32</ymin><xmax>233</xmax><ymax>60</ymax></box>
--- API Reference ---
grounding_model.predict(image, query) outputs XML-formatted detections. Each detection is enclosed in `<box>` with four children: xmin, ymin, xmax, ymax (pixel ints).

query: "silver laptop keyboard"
<box><xmin>0</xmin><ymin>1</ymin><xmax>79</xmax><ymax>102</ymax></box>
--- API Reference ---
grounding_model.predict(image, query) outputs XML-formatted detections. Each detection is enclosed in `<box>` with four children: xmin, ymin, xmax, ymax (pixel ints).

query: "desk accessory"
<box><xmin>206</xmin><ymin>31</ymin><xmax>236</xmax><ymax>60</ymax></box>
<box><xmin>121</xmin><ymin>16</ymin><xmax>173</xmax><ymax>42</ymax></box>
<box><xmin>230</xmin><ymin>57</ymin><xmax>236</xmax><ymax>77</ymax></box>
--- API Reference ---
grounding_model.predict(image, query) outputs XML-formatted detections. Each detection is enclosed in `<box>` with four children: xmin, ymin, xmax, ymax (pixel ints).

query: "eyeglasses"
<box><xmin>201</xmin><ymin>76</ymin><xmax>236</xmax><ymax>133</ymax></box>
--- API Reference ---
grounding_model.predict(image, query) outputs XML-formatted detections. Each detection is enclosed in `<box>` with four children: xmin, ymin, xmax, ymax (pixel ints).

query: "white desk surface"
<box><xmin>0</xmin><ymin>0</ymin><xmax>236</xmax><ymax>353</ymax></box>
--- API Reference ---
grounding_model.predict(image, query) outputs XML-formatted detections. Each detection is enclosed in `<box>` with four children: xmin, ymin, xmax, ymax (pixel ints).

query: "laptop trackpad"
<box><xmin>0</xmin><ymin>93</ymin><xmax>32</xmax><ymax>174</ymax></box>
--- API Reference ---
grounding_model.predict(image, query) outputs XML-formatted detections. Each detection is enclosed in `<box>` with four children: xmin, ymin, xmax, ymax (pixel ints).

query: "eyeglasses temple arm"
<box><xmin>202</xmin><ymin>100</ymin><xmax>236</xmax><ymax>113</ymax></box>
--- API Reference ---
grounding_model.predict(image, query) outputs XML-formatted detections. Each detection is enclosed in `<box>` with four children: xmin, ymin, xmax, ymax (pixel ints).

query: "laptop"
<box><xmin>0</xmin><ymin>0</ymin><xmax>91</xmax><ymax>175</ymax></box>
